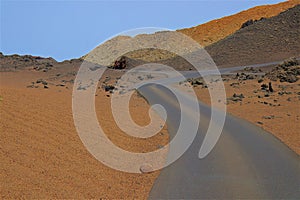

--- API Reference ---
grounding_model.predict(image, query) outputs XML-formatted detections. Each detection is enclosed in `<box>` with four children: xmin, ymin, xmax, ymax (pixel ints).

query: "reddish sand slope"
<box><xmin>0</xmin><ymin>70</ymin><xmax>168</xmax><ymax>199</ymax></box>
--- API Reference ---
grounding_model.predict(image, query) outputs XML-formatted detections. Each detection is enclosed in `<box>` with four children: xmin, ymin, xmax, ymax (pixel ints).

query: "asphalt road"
<box><xmin>138</xmin><ymin>83</ymin><xmax>300</xmax><ymax>199</ymax></box>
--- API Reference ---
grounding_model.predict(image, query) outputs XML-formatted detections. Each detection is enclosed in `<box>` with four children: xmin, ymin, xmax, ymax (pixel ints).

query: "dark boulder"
<box><xmin>111</xmin><ymin>56</ymin><xmax>127</xmax><ymax>70</ymax></box>
<box><xmin>104</xmin><ymin>85</ymin><xmax>115</xmax><ymax>92</ymax></box>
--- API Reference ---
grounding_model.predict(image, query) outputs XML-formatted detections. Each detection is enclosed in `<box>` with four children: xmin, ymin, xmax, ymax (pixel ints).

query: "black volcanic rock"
<box><xmin>0</xmin><ymin>53</ymin><xmax>57</xmax><ymax>71</ymax></box>
<box><xmin>0</xmin><ymin>52</ymin><xmax>84</xmax><ymax>72</ymax></box>
<box><xmin>240</xmin><ymin>17</ymin><xmax>266</xmax><ymax>29</ymax></box>
<box><xmin>266</xmin><ymin>57</ymin><xmax>300</xmax><ymax>83</ymax></box>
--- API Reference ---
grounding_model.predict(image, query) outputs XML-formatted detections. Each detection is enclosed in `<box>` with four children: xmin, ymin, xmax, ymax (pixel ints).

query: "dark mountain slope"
<box><xmin>205</xmin><ymin>5</ymin><xmax>300</xmax><ymax>68</ymax></box>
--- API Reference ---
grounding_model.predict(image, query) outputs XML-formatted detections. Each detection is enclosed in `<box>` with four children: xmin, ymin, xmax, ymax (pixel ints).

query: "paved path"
<box><xmin>138</xmin><ymin>84</ymin><xmax>300</xmax><ymax>199</ymax></box>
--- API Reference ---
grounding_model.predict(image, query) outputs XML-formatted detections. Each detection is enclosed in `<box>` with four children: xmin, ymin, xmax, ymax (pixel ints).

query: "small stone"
<box><xmin>261</xmin><ymin>84</ymin><xmax>268</xmax><ymax>91</ymax></box>
<box><xmin>262</xmin><ymin>115</ymin><xmax>275</xmax><ymax>119</ymax></box>
<box><xmin>268</xmin><ymin>82</ymin><xmax>274</xmax><ymax>92</ymax></box>
<box><xmin>104</xmin><ymin>85</ymin><xmax>115</xmax><ymax>92</ymax></box>
<box><xmin>140</xmin><ymin>164</ymin><xmax>153</xmax><ymax>173</ymax></box>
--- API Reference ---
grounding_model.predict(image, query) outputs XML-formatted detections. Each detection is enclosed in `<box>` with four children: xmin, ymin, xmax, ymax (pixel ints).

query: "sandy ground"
<box><xmin>0</xmin><ymin>69</ymin><xmax>168</xmax><ymax>199</ymax></box>
<box><xmin>1</xmin><ymin>64</ymin><xmax>299</xmax><ymax>198</ymax></box>
<box><xmin>193</xmin><ymin>76</ymin><xmax>300</xmax><ymax>155</ymax></box>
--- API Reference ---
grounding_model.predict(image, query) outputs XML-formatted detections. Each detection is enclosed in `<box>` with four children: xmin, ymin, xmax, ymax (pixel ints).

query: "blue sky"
<box><xmin>1</xmin><ymin>0</ymin><xmax>284</xmax><ymax>61</ymax></box>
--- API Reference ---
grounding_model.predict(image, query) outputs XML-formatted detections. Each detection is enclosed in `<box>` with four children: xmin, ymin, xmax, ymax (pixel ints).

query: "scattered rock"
<box><xmin>262</xmin><ymin>115</ymin><xmax>275</xmax><ymax>119</ymax></box>
<box><xmin>258</xmin><ymin>79</ymin><xmax>264</xmax><ymax>83</ymax></box>
<box><xmin>281</xmin><ymin>74</ymin><xmax>298</xmax><ymax>83</ymax></box>
<box><xmin>188</xmin><ymin>78</ymin><xmax>204</xmax><ymax>87</ymax></box>
<box><xmin>77</xmin><ymin>85</ymin><xmax>86</xmax><ymax>90</ymax></box>
<box><xmin>146</xmin><ymin>74</ymin><xmax>154</xmax><ymax>79</ymax></box>
<box><xmin>266</xmin><ymin>57</ymin><xmax>300</xmax><ymax>83</ymax></box>
<box><xmin>261</xmin><ymin>83</ymin><xmax>268</xmax><ymax>91</ymax></box>
<box><xmin>268</xmin><ymin>82</ymin><xmax>274</xmax><ymax>92</ymax></box>
<box><xmin>240</xmin><ymin>17</ymin><xmax>266</xmax><ymax>29</ymax></box>
<box><xmin>33</xmin><ymin>62</ymin><xmax>54</xmax><ymax>72</ymax></box>
<box><xmin>230</xmin><ymin>82</ymin><xmax>239</xmax><ymax>87</ymax></box>
<box><xmin>140</xmin><ymin>164</ymin><xmax>153</xmax><ymax>174</ymax></box>
<box><xmin>237</xmin><ymin>73</ymin><xmax>254</xmax><ymax>81</ymax></box>
<box><xmin>243</xmin><ymin>66</ymin><xmax>262</xmax><ymax>73</ymax></box>
<box><xmin>233</xmin><ymin>93</ymin><xmax>244</xmax><ymax>98</ymax></box>
<box><xmin>104</xmin><ymin>85</ymin><xmax>115</xmax><ymax>92</ymax></box>
<box><xmin>111</xmin><ymin>56</ymin><xmax>127</xmax><ymax>70</ymax></box>
<box><xmin>227</xmin><ymin>93</ymin><xmax>244</xmax><ymax>102</ymax></box>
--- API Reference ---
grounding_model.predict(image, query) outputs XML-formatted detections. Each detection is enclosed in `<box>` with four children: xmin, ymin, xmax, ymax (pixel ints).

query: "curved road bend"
<box><xmin>138</xmin><ymin>84</ymin><xmax>300</xmax><ymax>199</ymax></box>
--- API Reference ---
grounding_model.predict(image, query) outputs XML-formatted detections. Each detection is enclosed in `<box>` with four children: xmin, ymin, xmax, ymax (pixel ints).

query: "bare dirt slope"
<box><xmin>206</xmin><ymin>5</ymin><xmax>300</xmax><ymax>68</ymax></box>
<box><xmin>178</xmin><ymin>0</ymin><xmax>300</xmax><ymax>47</ymax></box>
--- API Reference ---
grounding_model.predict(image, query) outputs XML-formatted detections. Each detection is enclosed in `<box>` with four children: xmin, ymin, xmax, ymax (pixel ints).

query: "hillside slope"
<box><xmin>178</xmin><ymin>0</ymin><xmax>300</xmax><ymax>46</ymax></box>
<box><xmin>205</xmin><ymin>5</ymin><xmax>300</xmax><ymax>68</ymax></box>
